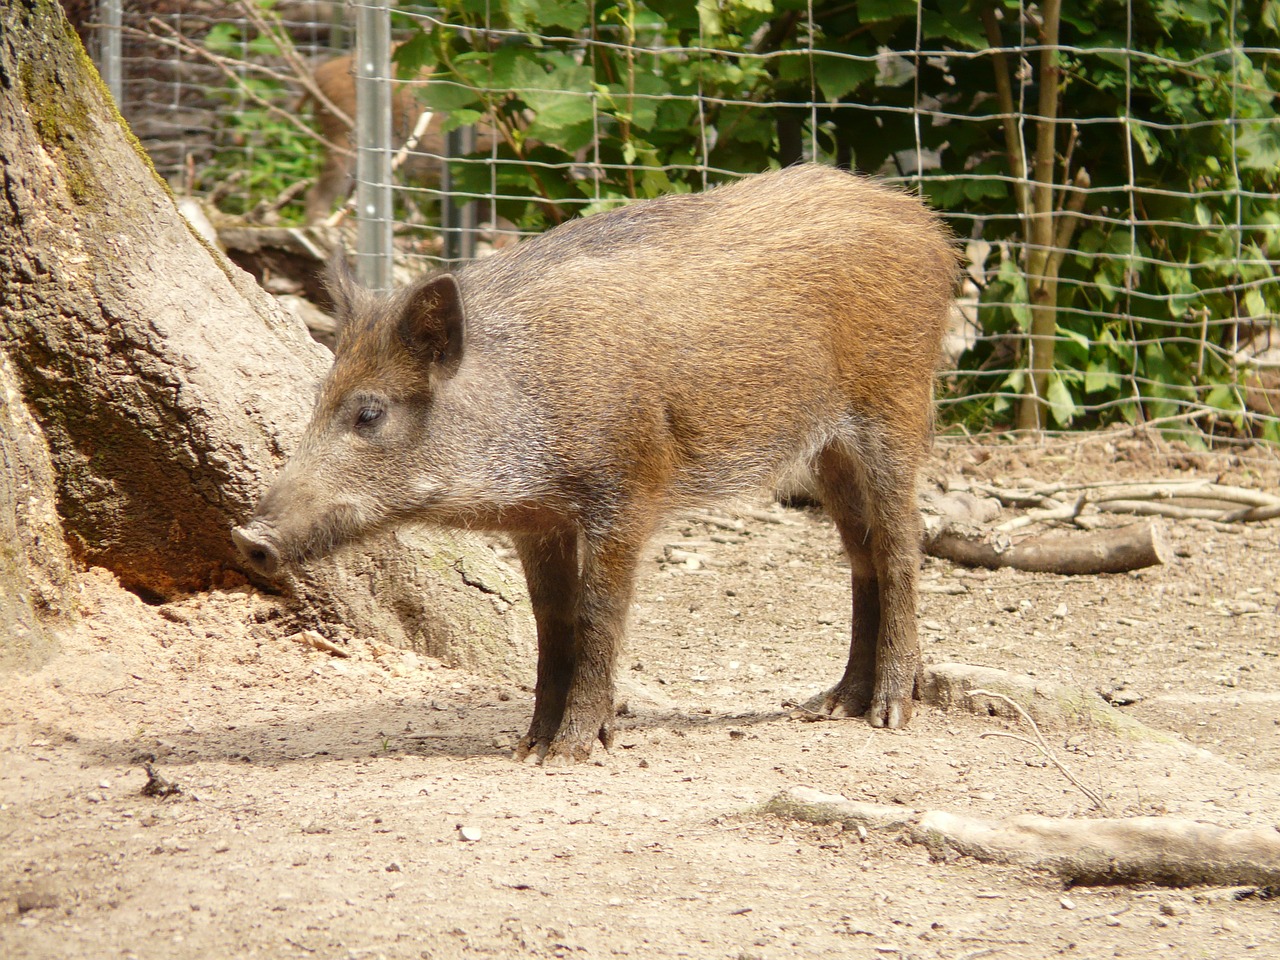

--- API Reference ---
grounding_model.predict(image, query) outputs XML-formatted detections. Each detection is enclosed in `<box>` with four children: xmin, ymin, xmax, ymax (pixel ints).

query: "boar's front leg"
<box><xmin>515</xmin><ymin>520</ymin><xmax>650</xmax><ymax>764</ymax></box>
<box><xmin>512</xmin><ymin>529</ymin><xmax>580</xmax><ymax>761</ymax></box>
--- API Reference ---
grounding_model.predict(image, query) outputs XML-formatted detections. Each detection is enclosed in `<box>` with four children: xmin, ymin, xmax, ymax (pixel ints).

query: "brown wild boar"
<box><xmin>302</xmin><ymin>52</ymin><xmax>494</xmax><ymax>225</ymax></box>
<box><xmin>233</xmin><ymin>164</ymin><xmax>957</xmax><ymax>763</ymax></box>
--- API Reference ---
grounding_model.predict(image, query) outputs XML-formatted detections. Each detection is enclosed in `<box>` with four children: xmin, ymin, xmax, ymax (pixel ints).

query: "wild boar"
<box><xmin>233</xmin><ymin>164</ymin><xmax>956</xmax><ymax>763</ymax></box>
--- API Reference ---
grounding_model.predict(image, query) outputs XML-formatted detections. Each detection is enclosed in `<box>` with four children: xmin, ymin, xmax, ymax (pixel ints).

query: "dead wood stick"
<box><xmin>1097</xmin><ymin>499</ymin><xmax>1280</xmax><ymax>523</ymax></box>
<box><xmin>392</xmin><ymin>108</ymin><xmax>437</xmax><ymax>174</ymax></box>
<box><xmin>910</xmin><ymin>811</ymin><xmax>1280</xmax><ymax>887</ymax></box>
<box><xmin>768</xmin><ymin>786</ymin><xmax>1280</xmax><ymax>887</ymax></box>
<box><xmin>736</xmin><ymin>506</ymin><xmax>798</xmax><ymax>526</ymax></box>
<box><xmin>926</xmin><ymin>521</ymin><xmax>1172</xmax><ymax>575</ymax></box>
<box><xmin>962</xmin><ymin>478</ymin><xmax>1278</xmax><ymax>510</ymax></box>
<box><xmin>1220</xmin><ymin>503</ymin><xmax>1280</xmax><ymax>522</ymax></box>
<box><xmin>1092</xmin><ymin>482</ymin><xmax>1276</xmax><ymax>508</ymax></box>
<box><xmin>1095</xmin><ymin>500</ymin><xmax>1225</xmax><ymax>521</ymax></box>
<box><xmin>994</xmin><ymin>493</ymin><xmax>1086</xmax><ymax>533</ymax></box>
<box><xmin>288</xmin><ymin>629</ymin><xmax>351</xmax><ymax>658</ymax></box>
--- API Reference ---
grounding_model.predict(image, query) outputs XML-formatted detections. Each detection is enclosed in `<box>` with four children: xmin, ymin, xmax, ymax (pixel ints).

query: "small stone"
<box><xmin>1060</xmin><ymin>896</ymin><xmax>1076</xmax><ymax>910</ymax></box>
<box><xmin>458</xmin><ymin>826</ymin><xmax>483</xmax><ymax>842</ymax></box>
<box><xmin>385</xmin><ymin>861</ymin><xmax>402</xmax><ymax>873</ymax></box>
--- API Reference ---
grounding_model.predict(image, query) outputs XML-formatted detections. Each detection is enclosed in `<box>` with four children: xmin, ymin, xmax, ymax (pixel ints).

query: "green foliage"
<box><xmin>200</xmin><ymin>19</ymin><xmax>319</xmax><ymax>222</ymax></box>
<box><xmin>938</xmin><ymin>0</ymin><xmax>1280</xmax><ymax>441</ymax></box>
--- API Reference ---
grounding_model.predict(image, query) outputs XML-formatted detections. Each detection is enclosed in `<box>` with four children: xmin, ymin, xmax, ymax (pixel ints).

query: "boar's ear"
<box><xmin>325</xmin><ymin>250</ymin><xmax>360</xmax><ymax>326</ymax></box>
<box><xmin>398</xmin><ymin>273</ymin><xmax>466</xmax><ymax>375</ymax></box>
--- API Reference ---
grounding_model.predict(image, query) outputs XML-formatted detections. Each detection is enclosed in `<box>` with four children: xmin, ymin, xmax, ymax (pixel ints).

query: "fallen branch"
<box><xmin>911</xmin><ymin>811</ymin><xmax>1280</xmax><ymax>887</ymax></box>
<box><xmin>766</xmin><ymin>786</ymin><xmax>1280</xmax><ymax>888</ymax></box>
<box><xmin>926</xmin><ymin>521</ymin><xmax>1172</xmax><ymax>575</ymax></box>
<box><xmin>994</xmin><ymin>492</ymin><xmax>1087</xmax><ymax>533</ymax></box>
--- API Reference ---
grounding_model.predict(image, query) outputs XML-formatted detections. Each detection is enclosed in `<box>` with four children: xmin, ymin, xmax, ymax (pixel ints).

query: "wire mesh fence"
<box><xmin>88</xmin><ymin>0</ymin><xmax>1280</xmax><ymax>448</ymax></box>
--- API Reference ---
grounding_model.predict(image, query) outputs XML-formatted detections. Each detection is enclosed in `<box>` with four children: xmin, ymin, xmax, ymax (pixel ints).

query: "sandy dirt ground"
<box><xmin>3</xmin><ymin>434</ymin><xmax>1279</xmax><ymax>959</ymax></box>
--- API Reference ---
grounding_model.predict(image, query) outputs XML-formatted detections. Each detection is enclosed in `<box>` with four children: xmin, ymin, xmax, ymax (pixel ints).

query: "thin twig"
<box><xmin>232</xmin><ymin>0</ymin><xmax>341</xmax><ymax>121</ymax></box>
<box><xmin>953</xmin><ymin>478</ymin><xmax>1280</xmax><ymax>525</ymax></box>
<box><xmin>969</xmin><ymin>688</ymin><xmax>1111</xmax><ymax>814</ymax></box>
<box><xmin>130</xmin><ymin>20</ymin><xmax>349</xmax><ymax>157</ymax></box>
<box><xmin>392</xmin><ymin>107</ymin><xmax>436</xmax><ymax>174</ymax></box>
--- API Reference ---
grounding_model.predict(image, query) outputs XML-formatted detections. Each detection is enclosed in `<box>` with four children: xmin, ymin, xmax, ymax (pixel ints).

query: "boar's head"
<box><xmin>232</xmin><ymin>255</ymin><xmax>467</xmax><ymax>578</ymax></box>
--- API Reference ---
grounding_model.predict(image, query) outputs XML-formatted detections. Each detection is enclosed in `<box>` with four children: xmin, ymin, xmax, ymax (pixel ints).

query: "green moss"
<box><xmin>16</xmin><ymin>0</ymin><xmax>169</xmax><ymax>208</ymax></box>
<box><xmin>19</xmin><ymin>37</ymin><xmax>97</xmax><ymax>203</ymax></box>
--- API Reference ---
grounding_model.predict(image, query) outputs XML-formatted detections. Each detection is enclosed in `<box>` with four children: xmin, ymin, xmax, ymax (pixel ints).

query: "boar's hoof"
<box><xmin>232</xmin><ymin>525</ymin><xmax>282</xmax><ymax>578</ymax></box>
<box><xmin>805</xmin><ymin>683</ymin><xmax>872</xmax><ymax>721</ymax></box>
<box><xmin>515</xmin><ymin>722</ymin><xmax>614</xmax><ymax>765</ymax></box>
<box><xmin>808</xmin><ymin>684</ymin><xmax>914</xmax><ymax>729</ymax></box>
<box><xmin>866</xmin><ymin>696</ymin><xmax>913</xmax><ymax>729</ymax></box>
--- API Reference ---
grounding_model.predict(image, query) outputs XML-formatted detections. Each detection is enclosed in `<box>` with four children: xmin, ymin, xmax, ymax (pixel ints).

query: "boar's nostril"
<box><xmin>232</xmin><ymin>525</ymin><xmax>282</xmax><ymax>578</ymax></box>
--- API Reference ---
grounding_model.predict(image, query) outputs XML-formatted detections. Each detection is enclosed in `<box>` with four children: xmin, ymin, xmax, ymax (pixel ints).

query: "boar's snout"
<box><xmin>232</xmin><ymin>524</ymin><xmax>283</xmax><ymax>579</ymax></box>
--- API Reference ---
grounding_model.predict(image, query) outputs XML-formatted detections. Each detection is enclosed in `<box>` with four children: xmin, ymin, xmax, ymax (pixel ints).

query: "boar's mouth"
<box><xmin>232</xmin><ymin>503</ymin><xmax>368</xmax><ymax>578</ymax></box>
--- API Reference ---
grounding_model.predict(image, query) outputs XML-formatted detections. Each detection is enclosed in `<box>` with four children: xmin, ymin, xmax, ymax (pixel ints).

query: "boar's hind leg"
<box><xmin>512</xmin><ymin>529</ymin><xmax>579</xmax><ymax>762</ymax></box>
<box><xmin>812</xmin><ymin>443</ymin><xmax>921</xmax><ymax>729</ymax></box>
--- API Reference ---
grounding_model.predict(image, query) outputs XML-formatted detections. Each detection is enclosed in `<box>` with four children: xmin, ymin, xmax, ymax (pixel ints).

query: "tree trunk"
<box><xmin>0</xmin><ymin>0</ymin><xmax>532</xmax><ymax>675</ymax></box>
<box><xmin>0</xmin><ymin>349</ymin><xmax>75</xmax><ymax>670</ymax></box>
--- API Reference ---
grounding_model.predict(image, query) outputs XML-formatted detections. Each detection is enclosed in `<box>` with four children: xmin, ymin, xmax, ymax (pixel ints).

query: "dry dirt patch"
<box><xmin>3</xmin><ymin>437</ymin><xmax>1279</xmax><ymax>959</ymax></box>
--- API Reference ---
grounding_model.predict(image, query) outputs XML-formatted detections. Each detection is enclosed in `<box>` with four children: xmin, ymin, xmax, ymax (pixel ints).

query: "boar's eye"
<box><xmin>355</xmin><ymin>405</ymin><xmax>385</xmax><ymax>429</ymax></box>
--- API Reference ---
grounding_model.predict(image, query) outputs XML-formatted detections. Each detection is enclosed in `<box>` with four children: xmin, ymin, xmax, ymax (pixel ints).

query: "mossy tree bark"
<box><xmin>0</xmin><ymin>0</ymin><xmax>532</xmax><ymax>675</ymax></box>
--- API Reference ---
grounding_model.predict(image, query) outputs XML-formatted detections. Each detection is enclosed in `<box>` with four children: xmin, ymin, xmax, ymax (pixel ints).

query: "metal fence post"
<box><xmin>441</xmin><ymin>126</ymin><xmax>477</xmax><ymax>265</ymax></box>
<box><xmin>99</xmin><ymin>0</ymin><xmax>122</xmax><ymax>104</ymax></box>
<box><xmin>354</xmin><ymin>0</ymin><xmax>393</xmax><ymax>291</ymax></box>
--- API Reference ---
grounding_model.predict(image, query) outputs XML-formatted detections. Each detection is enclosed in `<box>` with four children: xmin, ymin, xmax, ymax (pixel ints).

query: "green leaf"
<box><xmin>419</xmin><ymin>78</ymin><xmax>484</xmax><ymax>114</ymax></box>
<box><xmin>1155</xmin><ymin>0</ymin><xmax>1223</xmax><ymax>29</ymax></box>
<box><xmin>508</xmin><ymin>0</ymin><xmax>589</xmax><ymax>32</ymax></box>
<box><xmin>858</xmin><ymin>0</ymin><xmax>919</xmax><ymax>24</ymax></box>
<box><xmin>394</xmin><ymin>29</ymin><xmax>436</xmax><ymax>76</ymax></box>
<box><xmin>1236</xmin><ymin>122</ymin><xmax>1280</xmax><ymax>171</ymax></box>
<box><xmin>1205</xmin><ymin>385</ymin><xmax>1244</xmax><ymax>414</ymax></box>
<box><xmin>1085</xmin><ymin>359</ymin><xmax>1119</xmax><ymax>394</ymax></box>
<box><xmin>926</xmin><ymin>0</ymin><xmax>990</xmax><ymax>50</ymax></box>
<box><xmin>607</xmin><ymin>73</ymin><xmax>670</xmax><ymax>132</ymax></box>
<box><xmin>1244</xmin><ymin>287</ymin><xmax>1268</xmax><ymax>320</ymax></box>
<box><xmin>1128</xmin><ymin>122</ymin><xmax>1162</xmax><ymax>166</ymax></box>
<box><xmin>1059</xmin><ymin>326</ymin><xmax>1092</xmax><ymax>350</ymax></box>
<box><xmin>697</xmin><ymin>0</ymin><xmax>723</xmax><ymax>36</ymax></box>
<box><xmin>511</xmin><ymin>56</ymin><xmax>597</xmax><ymax>136</ymax></box>
<box><xmin>811</xmin><ymin>52</ymin><xmax>877</xmax><ymax>101</ymax></box>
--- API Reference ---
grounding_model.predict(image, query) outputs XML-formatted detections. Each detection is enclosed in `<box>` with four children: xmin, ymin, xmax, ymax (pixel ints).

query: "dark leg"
<box><xmin>862</xmin><ymin>480</ymin><xmax>923</xmax><ymax>728</ymax></box>
<box><xmin>511</xmin><ymin>528</ymin><xmax>579</xmax><ymax>761</ymax></box>
<box><xmin>813</xmin><ymin>443</ymin><xmax>921</xmax><ymax>729</ymax></box>
<box><xmin>542</xmin><ymin>521</ymin><xmax>652</xmax><ymax>764</ymax></box>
